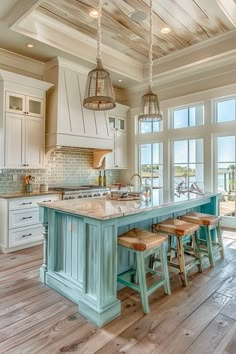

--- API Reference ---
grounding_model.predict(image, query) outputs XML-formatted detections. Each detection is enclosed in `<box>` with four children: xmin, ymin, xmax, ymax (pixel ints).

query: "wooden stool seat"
<box><xmin>154</xmin><ymin>218</ymin><xmax>199</xmax><ymax>236</ymax></box>
<box><xmin>153</xmin><ymin>219</ymin><xmax>202</xmax><ymax>286</ymax></box>
<box><xmin>180</xmin><ymin>212</ymin><xmax>224</xmax><ymax>267</ymax></box>
<box><xmin>118</xmin><ymin>228</ymin><xmax>167</xmax><ymax>251</ymax></box>
<box><xmin>117</xmin><ymin>228</ymin><xmax>171</xmax><ymax>314</ymax></box>
<box><xmin>180</xmin><ymin>212</ymin><xmax>221</xmax><ymax>226</ymax></box>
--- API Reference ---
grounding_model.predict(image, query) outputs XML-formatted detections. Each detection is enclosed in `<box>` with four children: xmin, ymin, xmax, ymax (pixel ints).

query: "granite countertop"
<box><xmin>0</xmin><ymin>190</ymin><xmax>62</xmax><ymax>199</ymax></box>
<box><xmin>38</xmin><ymin>193</ymin><xmax>216</xmax><ymax>220</ymax></box>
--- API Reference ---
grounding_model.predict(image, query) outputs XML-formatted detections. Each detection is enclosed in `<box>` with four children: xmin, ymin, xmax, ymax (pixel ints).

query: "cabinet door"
<box><xmin>6</xmin><ymin>92</ymin><xmax>25</xmax><ymax>114</ymax></box>
<box><xmin>25</xmin><ymin>116</ymin><xmax>44</xmax><ymax>168</ymax></box>
<box><xmin>5</xmin><ymin>113</ymin><xmax>25</xmax><ymax>168</ymax></box>
<box><xmin>117</xmin><ymin>117</ymin><xmax>126</xmax><ymax>131</ymax></box>
<box><xmin>26</xmin><ymin>96</ymin><xmax>44</xmax><ymax>118</ymax></box>
<box><xmin>116</xmin><ymin>131</ymin><xmax>127</xmax><ymax>169</ymax></box>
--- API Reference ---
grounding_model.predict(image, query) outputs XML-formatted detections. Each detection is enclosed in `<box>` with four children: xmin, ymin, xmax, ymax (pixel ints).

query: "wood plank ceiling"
<box><xmin>39</xmin><ymin>0</ymin><xmax>234</xmax><ymax>63</ymax></box>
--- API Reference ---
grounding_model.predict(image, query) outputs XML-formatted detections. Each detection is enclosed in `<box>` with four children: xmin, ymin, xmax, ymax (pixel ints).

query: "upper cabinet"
<box><xmin>6</xmin><ymin>92</ymin><xmax>44</xmax><ymax>118</ymax></box>
<box><xmin>44</xmin><ymin>58</ymin><xmax>113</xmax><ymax>152</ymax></box>
<box><xmin>0</xmin><ymin>70</ymin><xmax>53</xmax><ymax>169</ymax></box>
<box><xmin>105</xmin><ymin>104</ymin><xmax>129</xmax><ymax>169</ymax></box>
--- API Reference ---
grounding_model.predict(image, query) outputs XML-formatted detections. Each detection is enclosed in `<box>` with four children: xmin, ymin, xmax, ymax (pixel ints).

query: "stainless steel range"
<box><xmin>50</xmin><ymin>185</ymin><xmax>110</xmax><ymax>200</ymax></box>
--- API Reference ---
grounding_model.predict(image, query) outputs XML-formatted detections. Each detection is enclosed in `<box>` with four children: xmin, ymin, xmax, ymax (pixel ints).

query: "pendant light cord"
<box><xmin>149</xmin><ymin>0</ymin><xmax>153</xmax><ymax>91</ymax></box>
<box><xmin>97</xmin><ymin>0</ymin><xmax>102</xmax><ymax>62</ymax></box>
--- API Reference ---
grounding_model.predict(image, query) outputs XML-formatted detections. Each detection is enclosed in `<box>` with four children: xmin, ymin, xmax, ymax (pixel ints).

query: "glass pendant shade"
<box><xmin>83</xmin><ymin>59</ymin><xmax>116</xmax><ymax>110</ymax></box>
<box><xmin>138</xmin><ymin>87</ymin><xmax>162</xmax><ymax>121</ymax></box>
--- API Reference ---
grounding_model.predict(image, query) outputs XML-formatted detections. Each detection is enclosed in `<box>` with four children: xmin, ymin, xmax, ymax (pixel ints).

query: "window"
<box><xmin>217</xmin><ymin>136</ymin><xmax>236</xmax><ymax>217</ymax></box>
<box><xmin>173</xmin><ymin>139</ymin><xmax>204</xmax><ymax>200</ymax></box>
<box><xmin>139</xmin><ymin>120</ymin><xmax>161</xmax><ymax>134</ymax></box>
<box><xmin>215</xmin><ymin>98</ymin><xmax>236</xmax><ymax>123</ymax></box>
<box><xmin>139</xmin><ymin>143</ymin><xmax>163</xmax><ymax>201</ymax></box>
<box><xmin>171</xmin><ymin>105</ymin><xmax>204</xmax><ymax>129</ymax></box>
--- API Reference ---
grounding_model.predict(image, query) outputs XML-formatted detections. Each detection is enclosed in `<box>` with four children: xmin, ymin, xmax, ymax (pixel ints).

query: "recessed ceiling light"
<box><xmin>89</xmin><ymin>9</ymin><xmax>98</xmax><ymax>18</ymax></box>
<box><xmin>26</xmin><ymin>43</ymin><xmax>34</xmax><ymax>48</ymax></box>
<box><xmin>118</xmin><ymin>79</ymin><xmax>123</xmax><ymax>82</ymax></box>
<box><xmin>161</xmin><ymin>27</ymin><xmax>171</xmax><ymax>34</ymax></box>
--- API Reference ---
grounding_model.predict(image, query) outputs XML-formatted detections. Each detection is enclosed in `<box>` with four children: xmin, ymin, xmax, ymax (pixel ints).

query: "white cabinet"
<box><xmin>0</xmin><ymin>194</ymin><xmax>60</xmax><ymax>252</ymax></box>
<box><xmin>6</xmin><ymin>91</ymin><xmax>44</xmax><ymax>117</ymax></box>
<box><xmin>0</xmin><ymin>69</ymin><xmax>53</xmax><ymax>169</ymax></box>
<box><xmin>105</xmin><ymin>104</ymin><xmax>129</xmax><ymax>169</ymax></box>
<box><xmin>5</xmin><ymin>113</ymin><xmax>44</xmax><ymax>168</ymax></box>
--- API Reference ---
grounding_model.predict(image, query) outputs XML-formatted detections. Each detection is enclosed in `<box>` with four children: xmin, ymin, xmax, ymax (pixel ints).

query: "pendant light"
<box><xmin>138</xmin><ymin>0</ymin><xmax>162</xmax><ymax>121</ymax></box>
<box><xmin>83</xmin><ymin>0</ymin><xmax>116</xmax><ymax>110</ymax></box>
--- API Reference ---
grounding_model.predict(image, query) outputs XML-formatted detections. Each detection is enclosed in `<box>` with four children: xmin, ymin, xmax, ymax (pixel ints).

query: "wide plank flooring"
<box><xmin>0</xmin><ymin>230</ymin><xmax>236</xmax><ymax>353</ymax></box>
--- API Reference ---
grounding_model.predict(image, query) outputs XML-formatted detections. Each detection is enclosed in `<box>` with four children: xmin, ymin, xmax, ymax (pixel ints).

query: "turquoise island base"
<box><xmin>39</xmin><ymin>192</ymin><xmax>220</xmax><ymax>327</ymax></box>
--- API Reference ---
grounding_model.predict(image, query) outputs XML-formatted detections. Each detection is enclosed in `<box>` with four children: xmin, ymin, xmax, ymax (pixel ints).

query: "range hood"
<box><xmin>44</xmin><ymin>58</ymin><xmax>113</xmax><ymax>168</ymax></box>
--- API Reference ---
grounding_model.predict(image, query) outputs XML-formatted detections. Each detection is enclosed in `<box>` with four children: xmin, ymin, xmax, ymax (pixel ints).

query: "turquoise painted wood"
<box><xmin>117</xmin><ymin>242</ymin><xmax>171</xmax><ymax>314</ymax></box>
<box><xmin>39</xmin><ymin>193</ymin><xmax>219</xmax><ymax>327</ymax></box>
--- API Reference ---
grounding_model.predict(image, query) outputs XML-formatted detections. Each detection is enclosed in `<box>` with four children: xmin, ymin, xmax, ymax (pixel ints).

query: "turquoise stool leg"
<box><xmin>136</xmin><ymin>251</ymin><xmax>150</xmax><ymax>314</ymax></box>
<box><xmin>204</xmin><ymin>226</ymin><xmax>215</xmax><ymax>267</ymax></box>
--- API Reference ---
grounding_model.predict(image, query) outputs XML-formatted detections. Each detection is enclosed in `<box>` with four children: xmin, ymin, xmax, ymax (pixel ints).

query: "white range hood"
<box><xmin>44</xmin><ymin>58</ymin><xmax>113</xmax><ymax>167</ymax></box>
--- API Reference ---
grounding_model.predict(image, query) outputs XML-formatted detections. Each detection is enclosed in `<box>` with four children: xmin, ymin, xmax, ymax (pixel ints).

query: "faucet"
<box><xmin>130</xmin><ymin>173</ymin><xmax>142</xmax><ymax>192</ymax></box>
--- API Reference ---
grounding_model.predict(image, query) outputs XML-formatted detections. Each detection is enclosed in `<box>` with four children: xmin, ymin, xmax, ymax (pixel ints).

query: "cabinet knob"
<box><xmin>22</xmin><ymin>216</ymin><xmax>32</xmax><ymax>220</ymax></box>
<box><xmin>21</xmin><ymin>202</ymin><xmax>32</xmax><ymax>205</ymax></box>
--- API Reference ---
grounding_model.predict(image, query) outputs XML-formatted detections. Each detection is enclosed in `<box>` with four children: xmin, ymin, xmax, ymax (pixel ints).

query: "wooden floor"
<box><xmin>1</xmin><ymin>231</ymin><xmax>236</xmax><ymax>354</ymax></box>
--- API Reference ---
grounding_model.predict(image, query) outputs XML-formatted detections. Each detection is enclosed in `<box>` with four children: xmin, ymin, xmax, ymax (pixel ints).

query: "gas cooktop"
<box><xmin>51</xmin><ymin>185</ymin><xmax>106</xmax><ymax>191</ymax></box>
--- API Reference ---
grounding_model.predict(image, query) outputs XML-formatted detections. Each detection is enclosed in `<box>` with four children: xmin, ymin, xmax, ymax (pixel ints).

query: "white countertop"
<box><xmin>38</xmin><ymin>193</ymin><xmax>217</xmax><ymax>220</ymax></box>
<box><xmin>0</xmin><ymin>190</ymin><xmax>62</xmax><ymax>199</ymax></box>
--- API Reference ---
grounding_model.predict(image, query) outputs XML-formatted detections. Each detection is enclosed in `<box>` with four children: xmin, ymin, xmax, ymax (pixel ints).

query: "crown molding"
<box><xmin>0</xmin><ymin>48</ymin><xmax>45</xmax><ymax>77</ymax></box>
<box><xmin>128</xmin><ymin>49</ymin><xmax>236</xmax><ymax>93</ymax></box>
<box><xmin>0</xmin><ymin>68</ymin><xmax>53</xmax><ymax>90</ymax></box>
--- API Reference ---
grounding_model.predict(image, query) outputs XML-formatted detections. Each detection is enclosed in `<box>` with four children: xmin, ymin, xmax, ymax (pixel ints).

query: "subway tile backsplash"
<box><xmin>0</xmin><ymin>151</ymin><xmax>120</xmax><ymax>193</ymax></box>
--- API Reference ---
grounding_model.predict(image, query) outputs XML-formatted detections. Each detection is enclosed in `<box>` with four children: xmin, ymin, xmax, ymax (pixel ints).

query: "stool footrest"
<box><xmin>117</xmin><ymin>276</ymin><xmax>140</xmax><ymax>292</ymax></box>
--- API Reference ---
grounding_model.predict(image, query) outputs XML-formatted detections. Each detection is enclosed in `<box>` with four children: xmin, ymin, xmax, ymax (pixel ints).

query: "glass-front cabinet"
<box><xmin>108</xmin><ymin>115</ymin><xmax>126</xmax><ymax>132</ymax></box>
<box><xmin>6</xmin><ymin>91</ymin><xmax>43</xmax><ymax>118</ymax></box>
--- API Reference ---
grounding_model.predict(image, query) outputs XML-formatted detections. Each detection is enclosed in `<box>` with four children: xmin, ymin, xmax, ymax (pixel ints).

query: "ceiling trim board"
<box><xmin>11</xmin><ymin>9</ymin><xmax>143</xmax><ymax>83</ymax></box>
<box><xmin>128</xmin><ymin>49</ymin><xmax>236</xmax><ymax>93</ymax></box>
<box><xmin>152</xmin><ymin>28</ymin><xmax>236</xmax><ymax>66</ymax></box>
<box><xmin>7</xmin><ymin>0</ymin><xmax>43</xmax><ymax>27</ymax></box>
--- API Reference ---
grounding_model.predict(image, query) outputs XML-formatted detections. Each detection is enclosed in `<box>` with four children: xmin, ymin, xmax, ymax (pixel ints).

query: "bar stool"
<box><xmin>153</xmin><ymin>218</ymin><xmax>202</xmax><ymax>286</ymax></box>
<box><xmin>117</xmin><ymin>228</ymin><xmax>171</xmax><ymax>314</ymax></box>
<box><xmin>179</xmin><ymin>212</ymin><xmax>224</xmax><ymax>267</ymax></box>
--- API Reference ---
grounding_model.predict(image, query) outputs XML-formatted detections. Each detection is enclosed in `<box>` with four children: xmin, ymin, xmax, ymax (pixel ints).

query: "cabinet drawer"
<box><xmin>9</xmin><ymin>209</ymin><xmax>39</xmax><ymax>229</ymax></box>
<box><xmin>9</xmin><ymin>198</ymin><xmax>38</xmax><ymax>210</ymax></box>
<box><xmin>9</xmin><ymin>225</ymin><xmax>43</xmax><ymax>247</ymax></box>
<box><xmin>9</xmin><ymin>195</ymin><xmax>60</xmax><ymax>210</ymax></box>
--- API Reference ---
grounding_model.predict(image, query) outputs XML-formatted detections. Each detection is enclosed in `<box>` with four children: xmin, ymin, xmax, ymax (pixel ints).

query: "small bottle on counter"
<box><xmin>103</xmin><ymin>170</ymin><xmax>107</xmax><ymax>186</ymax></box>
<box><xmin>98</xmin><ymin>170</ymin><xmax>103</xmax><ymax>186</ymax></box>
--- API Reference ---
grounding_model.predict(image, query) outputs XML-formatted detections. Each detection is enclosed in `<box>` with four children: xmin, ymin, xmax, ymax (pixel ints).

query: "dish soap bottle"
<box><xmin>98</xmin><ymin>171</ymin><xmax>103</xmax><ymax>186</ymax></box>
<box><xmin>103</xmin><ymin>170</ymin><xmax>107</xmax><ymax>186</ymax></box>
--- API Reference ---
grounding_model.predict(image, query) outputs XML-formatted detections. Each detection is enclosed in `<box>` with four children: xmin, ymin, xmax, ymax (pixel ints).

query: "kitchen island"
<box><xmin>39</xmin><ymin>192</ymin><xmax>220</xmax><ymax>327</ymax></box>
